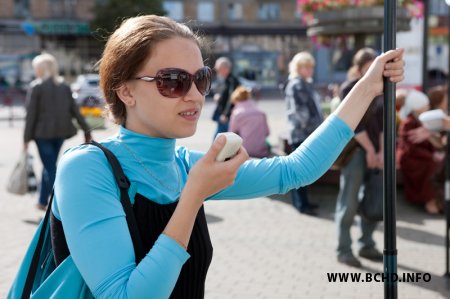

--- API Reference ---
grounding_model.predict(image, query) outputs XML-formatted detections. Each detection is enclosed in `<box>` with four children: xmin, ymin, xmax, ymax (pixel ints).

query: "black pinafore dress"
<box><xmin>51</xmin><ymin>193</ymin><xmax>213</xmax><ymax>299</ymax></box>
<box><xmin>133</xmin><ymin>193</ymin><xmax>213</xmax><ymax>298</ymax></box>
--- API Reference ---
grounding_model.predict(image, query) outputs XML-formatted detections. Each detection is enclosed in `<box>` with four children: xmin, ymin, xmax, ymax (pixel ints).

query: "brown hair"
<box><xmin>231</xmin><ymin>86</ymin><xmax>252</xmax><ymax>103</ymax></box>
<box><xmin>99</xmin><ymin>15</ymin><xmax>202</xmax><ymax>124</ymax></box>
<box><xmin>353</xmin><ymin>48</ymin><xmax>377</xmax><ymax>72</ymax></box>
<box><xmin>427</xmin><ymin>85</ymin><xmax>446</xmax><ymax>110</ymax></box>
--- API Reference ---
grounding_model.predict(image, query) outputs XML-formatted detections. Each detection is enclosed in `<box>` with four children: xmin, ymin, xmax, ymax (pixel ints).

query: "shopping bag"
<box><xmin>6</xmin><ymin>152</ymin><xmax>28</xmax><ymax>195</ymax></box>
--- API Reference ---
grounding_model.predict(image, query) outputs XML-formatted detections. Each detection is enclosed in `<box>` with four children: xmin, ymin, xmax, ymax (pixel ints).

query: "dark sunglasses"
<box><xmin>135</xmin><ymin>66</ymin><xmax>212</xmax><ymax>98</ymax></box>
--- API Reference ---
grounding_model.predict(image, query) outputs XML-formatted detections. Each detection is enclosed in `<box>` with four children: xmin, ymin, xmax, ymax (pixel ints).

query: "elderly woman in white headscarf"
<box><xmin>398</xmin><ymin>89</ymin><xmax>429</xmax><ymax>120</ymax></box>
<box><xmin>396</xmin><ymin>89</ymin><xmax>443</xmax><ymax>214</ymax></box>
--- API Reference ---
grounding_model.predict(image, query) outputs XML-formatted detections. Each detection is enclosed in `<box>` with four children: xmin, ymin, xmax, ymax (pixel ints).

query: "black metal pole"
<box><xmin>383</xmin><ymin>1</ymin><xmax>398</xmax><ymax>298</ymax></box>
<box><xmin>423</xmin><ymin>0</ymin><xmax>429</xmax><ymax>93</ymax></box>
<box><xmin>445</xmin><ymin>2</ymin><xmax>450</xmax><ymax>279</ymax></box>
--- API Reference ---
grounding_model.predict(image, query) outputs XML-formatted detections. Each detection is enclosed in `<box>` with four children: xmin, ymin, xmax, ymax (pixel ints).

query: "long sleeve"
<box><xmin>229</xmin><ymin>112</ymin><xmax>239</xmax><ymax>134</ymax></box>
<box><xmin>187</xmin><ymin>114</ymin><xmax>353</xmax><ymax>200</ymax></box>
<box><xmin>23</xmin><ymin>85</ymin><xmax>39</xmax><ymax>143</ymax></box>
<box><xmin>398</xmin><ymin>119</ymin><xmax>434</xmax><ymax>161</ymax></box>
<box><xmin>53</xmin><ymin>146</ymin><xmax>190</xmax><ymax>298</ymax></box>
<box><xmin>262</xmin><ymin>113</ymin><xmax>270</xmax><ymax>137</ymax></box>
<box><xmin>290</xmin><ymin>83</ymin><xmax>311</xmax><ymax>131</ymax></box>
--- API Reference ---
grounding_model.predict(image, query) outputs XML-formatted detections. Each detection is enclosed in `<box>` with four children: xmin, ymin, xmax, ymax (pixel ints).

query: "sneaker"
<box><xmin>358</xmin><ymin>247</ymin><xmax>383</xmax><ymax>261</ymax></box>
<box><xmin>337</xmin><ymin>253</ymin><xmax>362</xmax><ymax>268</ymax></box>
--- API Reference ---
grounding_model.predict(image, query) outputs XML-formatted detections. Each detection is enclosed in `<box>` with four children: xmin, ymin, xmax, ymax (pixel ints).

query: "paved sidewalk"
<box><xmin>0</xmin><ymin>100</ymin><xmax>449</xmax><ymax>298</ymax></box>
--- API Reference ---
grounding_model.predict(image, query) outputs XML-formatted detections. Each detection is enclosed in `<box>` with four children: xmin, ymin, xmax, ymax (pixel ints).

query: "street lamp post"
<box><xmin>383</xmin><ymin>0</ymin><xmax>398</xmax><ymax>298</ymax></box>
<box><xmin>444</xmin><ymin>0</ymin><xmax>450</xmax><ymax>279</ymax></box>
<box><xmin>423</xmin><ymin>0</ymin><xmax>429</xmax><ymax>93</ymax></box>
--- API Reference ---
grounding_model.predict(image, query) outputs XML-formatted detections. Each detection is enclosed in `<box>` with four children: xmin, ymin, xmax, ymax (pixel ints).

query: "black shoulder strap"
<box><xmin>22</xmin><ymin>141</ymin><xmax>145</xmax><ymax>299</ymax></box>
<box><xmin>89</xmin><ymin>140</ymin><xmax>145</xmax><ymax>263</ymax></box>
<box><xmin>22</xmin><ymin>191</ymin><xmax>54</xmax><ymax>299</ymax></box>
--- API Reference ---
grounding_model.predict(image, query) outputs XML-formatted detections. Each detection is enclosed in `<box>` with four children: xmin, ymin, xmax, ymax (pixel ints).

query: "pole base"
<box><xmin>443</xmin><ymin>272</ymin><xmax>450</xmax><ymax>278</ymax></box>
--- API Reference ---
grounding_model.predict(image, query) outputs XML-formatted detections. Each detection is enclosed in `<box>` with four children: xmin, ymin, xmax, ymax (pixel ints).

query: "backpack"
<box><xmin>8</xmin><ymin>141</ymin><xmax>145</xmax><ymax>299</ymax></box>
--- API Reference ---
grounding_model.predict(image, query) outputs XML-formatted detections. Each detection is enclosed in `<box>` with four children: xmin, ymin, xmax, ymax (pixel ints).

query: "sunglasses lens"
<box><xmin>157</xmin><ymin>70</ymin><xmax>191</xmax><ymax>98</ymax></box>
<box><xmin>194</xmin><ymin>67</ymin><xmax>211</xmax><ymax>96</ymax></box>
<box><xmin>153</xmin><ymin>67</ymin><xmax>211</xmax><ymax>98</ymax></box>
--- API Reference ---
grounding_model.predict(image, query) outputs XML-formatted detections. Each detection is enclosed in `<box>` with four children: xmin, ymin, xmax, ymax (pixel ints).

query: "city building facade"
<box><xmin>0</xmin><ymin>0</ymin><xmax>310</xmax><ymax>89</ymax></box>
<box><xmin>0</xmin><ymin>0</ymin><xmax>99</xmax><ymax>83</ymax></box>
<box><xmin>164</xmin><ymin>0</ymin><xmax>310</xmax><ymax>89</ymax></box>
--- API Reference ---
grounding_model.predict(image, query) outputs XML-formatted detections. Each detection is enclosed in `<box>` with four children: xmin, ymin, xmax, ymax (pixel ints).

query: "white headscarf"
<box><xmin>399</xmin><ymin>89</ymin><xmax>429</xmax><ymax>120</ymax></box>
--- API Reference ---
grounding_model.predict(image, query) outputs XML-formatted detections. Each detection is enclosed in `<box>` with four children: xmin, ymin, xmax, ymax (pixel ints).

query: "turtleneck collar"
<box><xmin>117</xmin><ymin>126</ymin><xmax>177</xmax><ymax>162</ymax></box>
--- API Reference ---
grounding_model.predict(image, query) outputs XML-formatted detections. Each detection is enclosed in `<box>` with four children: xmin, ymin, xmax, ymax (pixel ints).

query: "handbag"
<box><xmin>6</xmin><ymin>152</ymin><xmax>37</xmax><ymax>195</ymax></box>
<box><xmin>359</xmin><ymin>169</ymin><xmax>384</xmax><ymax>222</ymax></box>
<box><xmin>333</xmin><ymin>138</ymin><xmax>358</xmax><ymax>169</ymax></box>
<box><xmin>7</xmin><ymin>152</ymin><xmax>29</xmax><ymax>195</ymax></box>
<box><xmin>26</xmin><ymin>154</ymin><xmax>37</xmax><ymax>193</ymax></box>
<box><xmin>8</xmin><ymin>141</ymin><xmax>145</xmax><ymax>299</ymax></box>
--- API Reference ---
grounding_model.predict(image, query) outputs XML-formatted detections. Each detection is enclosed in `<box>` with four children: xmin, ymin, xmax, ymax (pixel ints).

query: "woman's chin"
<box><xmin>174</xmin><ymin>127</ymin><xmax>197</xmax><ymax>139</ymax></box>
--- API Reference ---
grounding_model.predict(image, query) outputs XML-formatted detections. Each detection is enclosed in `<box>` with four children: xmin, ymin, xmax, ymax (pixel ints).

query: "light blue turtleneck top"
<box><xmin>52</xmin><ymin>114</ymin><xmax>353</xmax><ymax>298</ymax></box>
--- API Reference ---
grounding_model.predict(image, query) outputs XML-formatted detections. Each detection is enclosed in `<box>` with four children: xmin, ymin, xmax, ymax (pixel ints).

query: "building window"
<box><xmin>258</xmin><ymin>3</ymin><xmax>280</xmax><ymax>21</ymax></box>
<box><xmin>430</xmin><ymin>0</ymin><xmax>449</xmax><ymax>16</ymax></box>
<box><xmin>163</xmin><ymin>1</ymin><xmax>184</xmax><ymax>21</ymax></box>
<box><xmin>51</xmin><ymin>0</ymin><xmax>63</xmax><ymax>17</ymax></box>
<box><xmin>228</xmin><ymin>3</ymin><xmax>243</xmax><ymax>21</ymax></box>
<box><xmin>14</xmin><ymin>0</ymin><xmax>30</xmax><ymax>18</ymax></box>
<box><xmin>198</xmin><ymin>1</ymin><xmax>214</xmax><ymax>22</ymax></box>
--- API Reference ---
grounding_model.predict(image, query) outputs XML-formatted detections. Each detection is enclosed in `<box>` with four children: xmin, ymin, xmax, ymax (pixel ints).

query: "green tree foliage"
<box><xmin>90</xmin><ymin>0</ymin><xmax>166</xmax><ymax>39</ymax></box>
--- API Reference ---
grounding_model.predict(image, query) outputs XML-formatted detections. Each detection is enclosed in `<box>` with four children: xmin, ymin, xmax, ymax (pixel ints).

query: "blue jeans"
<box><xmin>35</xmin><ymin>138</ymin><xmax>64</xmax><ymax>206</ymax></box>
<box><xmin>335</xmin><ymin>148</ymin><xmax>378</xmax><ymax>256</ymax></box>
<box><xmin>214</xmin><ymin>121</ymin><xmax>229</xmax><ymax>139</ymax></box>
<box><xmin>290</xmin><ymin>142</ymin><xmax>313</xmax><ymax>211</ymax></box>
<box><xmin>291</xmin><ymin>186</ymin><xmax>311</xmax><ymax>211</ymax></box>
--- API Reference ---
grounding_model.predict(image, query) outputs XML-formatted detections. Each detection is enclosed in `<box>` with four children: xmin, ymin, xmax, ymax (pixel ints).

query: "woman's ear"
<box><xmin>117</xmin><ymin>83</ymin><xmax>136</xmax><ymax>107</ymax></box>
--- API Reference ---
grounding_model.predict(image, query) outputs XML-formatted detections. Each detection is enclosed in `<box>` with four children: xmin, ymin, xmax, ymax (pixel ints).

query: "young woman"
<box><xmin>51</xmin><ymin>15</ymin><xmax>404</xmax><ymax>298</ymax></box>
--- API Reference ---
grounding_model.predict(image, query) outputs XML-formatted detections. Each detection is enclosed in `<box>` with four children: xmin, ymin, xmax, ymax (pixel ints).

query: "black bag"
<box><xmin>359</xmin><ymin>169</ymin><xmax>383</xmax><ymax>222</ymax></box>
<box><xmin>26</xmin><ymin>154</ymin><xmax>37</xmax><ymax>192</ymax></box>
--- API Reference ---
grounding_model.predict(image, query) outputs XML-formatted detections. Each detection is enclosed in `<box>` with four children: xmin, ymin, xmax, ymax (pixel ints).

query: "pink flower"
<box><xmin>297</xmin><ymin>0</ymin><xmax>423</xmax><ymax>18</ymax></box>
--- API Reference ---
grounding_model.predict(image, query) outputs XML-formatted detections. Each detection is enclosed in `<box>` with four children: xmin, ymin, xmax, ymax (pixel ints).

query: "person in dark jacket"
<box><xmin>23</xmin><ymin>53</ymin><xmax>92</xmax><ymax>210</ymax></box>
<box><xmin>284</xmin><ymin>51</ymin><xmax>323</xmax><ymax>216</ymax></box>
<box><xmin>335</xmin><ymin>48</ymin><xmax>384</xmax><ymax>268</ymax></box>
<box><xmin>211</xmin><ymin>57</ymin><xmax>240</xmax><ymax>138</ymax></box>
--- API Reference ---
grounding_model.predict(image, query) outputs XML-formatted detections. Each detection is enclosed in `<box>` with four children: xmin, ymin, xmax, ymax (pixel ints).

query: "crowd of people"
<box><xmin>4</xmin><ymin>8</ymin><xmax>448</xmax><ymax>299</ymax></box>
<box><xmin>210</xmin><ymin>46</ymin><xmax>447</xmax><ymax>270</ymax></box>
<box><xmin>8</xmin><ymin>14</ymin><xmax>407</xmax><ymax>298</ymax></box>
<box><xmin>6</xmin><ymin>38</ymin><xmax>441</xmax><ymax>275</ymax></box>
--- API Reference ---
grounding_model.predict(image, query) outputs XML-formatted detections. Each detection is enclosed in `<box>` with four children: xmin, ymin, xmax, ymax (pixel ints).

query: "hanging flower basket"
<box><xmin>306</xmin><ymin>6</ymin><xmax>411</xmax><ymax>37</ymax></box>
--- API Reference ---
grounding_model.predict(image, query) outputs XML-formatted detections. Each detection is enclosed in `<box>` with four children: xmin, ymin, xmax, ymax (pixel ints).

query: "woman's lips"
<box><xmin>178</xmin><ymin>109</ymin><xmax>199</xmax><ymax>121</ymax></box>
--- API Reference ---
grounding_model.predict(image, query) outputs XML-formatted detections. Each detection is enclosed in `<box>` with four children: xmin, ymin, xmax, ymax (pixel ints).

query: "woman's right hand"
<box><xmin>184</xmin><ymin>136</ymin><xmax>249</xmax><ymax>203</ymax></box>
